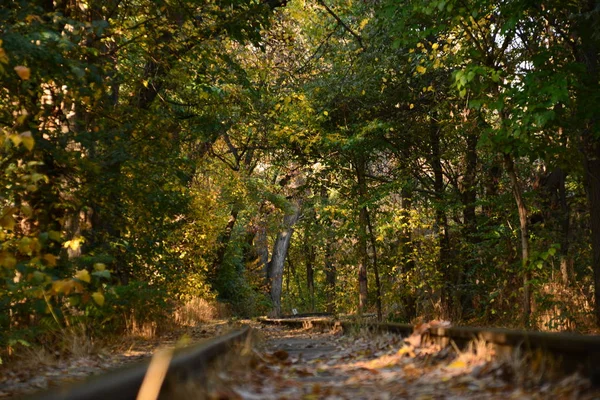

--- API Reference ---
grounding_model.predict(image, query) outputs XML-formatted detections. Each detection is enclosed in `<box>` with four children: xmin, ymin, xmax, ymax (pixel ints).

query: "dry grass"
<box><xmin>125</xmin><ymin>316</ymin><xmax>158</xmax><ymax>339</ymax></box>
<box><xmin>451</xmin><ymin>335</ymin><xmax>496</xmax><ymax>366</ymax></box>
<box><xmin>7</xmin><ymin>324</ymin><xmax>100</xmax><ymax>370</ymax></box>
<box><xmin>498</xmin><ymin>345</ymin><xmax>562</xmax><ymax>386</ymax></box>
<box><xmin>534</xmin><ymin>281</ymin><xmax>594</xmax><ymax>332</ymax></box>
<box><xmin>174</xmin><ymin>297</ymin><xmax>218</xmax><ymax>327</ymax></box>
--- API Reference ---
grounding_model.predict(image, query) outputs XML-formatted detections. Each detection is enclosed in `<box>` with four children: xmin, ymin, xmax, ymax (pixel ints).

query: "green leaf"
<box><xmin>92</xmin><ymin>270</ymin><xmax>111</xmax><ymax>279</ymax></box>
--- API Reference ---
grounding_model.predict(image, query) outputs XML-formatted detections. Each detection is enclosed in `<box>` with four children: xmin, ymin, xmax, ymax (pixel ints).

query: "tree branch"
<box><xmin>316</xmin><ymin>0</ymin><xmax>364</xmax><ymax>49</ymax></box>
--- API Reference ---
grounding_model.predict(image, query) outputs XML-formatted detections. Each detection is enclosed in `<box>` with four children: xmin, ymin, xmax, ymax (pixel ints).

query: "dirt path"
<box><xmin>210</xmin><ymin>322</ymin><xmax>600</xmax><ymax>399</ymax></box>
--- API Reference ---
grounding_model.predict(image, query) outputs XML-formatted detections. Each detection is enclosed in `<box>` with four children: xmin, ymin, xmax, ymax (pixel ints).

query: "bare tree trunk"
<box><xmin>320</xmin><ymin>186</ymin><xmax>337</xmax><ymax>314</ymax></box>
<box><xmin>306</xmin><ymin>243</ymin><xmax>315</xmax><ymax>312</ymax></box>
<box><xmin>324</xmin><ymin>238</ymin><xmax>336</xmax><ymax>314</ymax></box>
<box><xmin>365</xmin><ymin>210</ymin><xmax>383</xmax><ymax>321</ymax></box>
<box><xmin>269</xmin><ymin>200</ymin><xmax>302</xmax><ymax>317</ymax></box>
<box><xmin>504</xmin><ymin>154</ymin><xmax>531</xmax><ymax>326</ymax></box>
<box><xmin>575</xmin><ymin>3</ymin><xmax>600</xmax><ymax>326</ymax></box>
<box><xmin>430</xmin><ymin>120</ymin><xmax>451</xmax><ymax>317</ymax></box>
<box><xmin>459</xmin><ymin>128</ymin><xmax>479</xmax><ymax>317</ymax></box>
<box><xmin>355</xmin><ymin>157</ymin><xmax>369</xmax><ymax>314</ymax></box>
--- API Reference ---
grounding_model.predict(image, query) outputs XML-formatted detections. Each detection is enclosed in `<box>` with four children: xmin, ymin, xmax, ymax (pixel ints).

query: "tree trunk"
<box><xmin>321</xmin><ymin>186</ymin><xmax>336</xmax><ymax>314</ymax></box>
<box><xmin>324</xmin><ymin>238</ymin><xmax>336</xmax><ymax>314</ymax></box>
<box><xmin>459</xmin><ymin>128</ymin><xmax>479</xmax><ymax>317</ymax></box>
<box><xmin>583</xmin><ymin>146</ymin><xmax>600</xmax><ymax>325</ymax></box>
<box><xmin>365</xmin><ymin>210</ymin><xmax>383</xmax><ymax>321</ymax></box>
<box><xmin>306</xmin><ymin>244</ymin><xmax>315</xmax><ymax>312</ymax></box>
<box><xmin>400</xmin><ymin>186</ymin><xmax>416</xmax><ymax>320</ymax></box>
<box><xmin>269</xmin><ymin>200</ymin><xmax>302</xmax><ymax>317</ymax></box>
<box><xmin>504</xmin><ymin>154</ymin><xmax>531</xmax><ymax>326</ymax></box>
<box><xmin>575</xmin><ymin>1</ymin><xmax>600</xmax><ymax>326</ymax></box>
<box><xmin>355</xmin><ymin>157</ymin><xmax>369</xmax><ymax>314</ymax></box>
<box><xmin>430</xmin><ymin>120</ymin><xmax>452</xmax><ymax>317</ymax></box>
<box><xmin>462</xmin><ymin>131</ymin><xmax>479</xmax><ymax>237</ymax></box>
<box><xmin>211</xmin><ymin>207</ymin><xmax>239</xmax><ymax>281</ymax></box>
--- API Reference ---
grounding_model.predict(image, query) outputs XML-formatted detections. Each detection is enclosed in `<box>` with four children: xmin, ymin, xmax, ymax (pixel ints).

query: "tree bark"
<box><xmin>574</xmin><ymin>0</ymin><xmax>600</xmax><ymax>326</ymax></box>
<box><xmin>355</xmin><ymin>157</ymin><xmax>369</xmax><ymax>314</ymax></box>
<box><xmin>269</xmin><ymin>200</ymin><xmax>302</xmax><ymax>317</ymax></box>
<box><xmin>459</xmin><ymin>126</ymin><xmax>479</xmax><ymax>317</ymax></box>
<box><xmin>324</xmin><ymin>237</ymin><xmax>336</xmax><ymax>314</ymax></box>
<box><xmin>365</xmin><ymin>209</ymin><xmax>383</xmax><ymax>321</ymax></box>
<box><xmin>430</xmin><ymin>120</ymin><xmax>452</xmax><ymax>317</ymax></box>
<box><xmin>504</xmin><ymin>154</ymin><xmax>531</xmax><ymax>326</ymax></box>
<box><xmin>211</xmin><ymin>207</ymin><xmax>239</xmax><ymax>281</ymax></box>
<box><xmin>306</xmin><ymin>243</ymin><xmax>315</xmax><ymax>312</ymax></box>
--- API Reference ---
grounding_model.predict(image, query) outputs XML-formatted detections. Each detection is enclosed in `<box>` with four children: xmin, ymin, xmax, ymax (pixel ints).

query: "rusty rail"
<box><xmin>260</xmin><ymin>317</ymin><xmax>600</xmax><ymax>384</ymax></box>
<box><xmin>22</xmin><ymin>326</ymin><xmax>251</xmax><ymax>400</ymax></box>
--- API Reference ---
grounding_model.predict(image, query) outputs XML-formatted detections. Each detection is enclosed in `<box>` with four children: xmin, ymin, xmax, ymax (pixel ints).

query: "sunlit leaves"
<box><xmin>0</xmin><ymin>252</ymin><xmax>17</xmax><ymax>269</ymax></box>
<box><xmin>13</xmin><ymin>66</ymin><xmax>30</xmax><ymax>80</ymax></box>
<box><xmin>74</xmin><ymin>269</ymin><xmax>91</xmax><ymax>283</ymax></box>
<box><xmin>20</xmin><ymin>131</ymin><xmax>34</xmax><ymax>150</ymax></box>
<box><xmin>92</xmin><ymin>292</ymin><xmax>105</xmax><ymax>306</ymax></box>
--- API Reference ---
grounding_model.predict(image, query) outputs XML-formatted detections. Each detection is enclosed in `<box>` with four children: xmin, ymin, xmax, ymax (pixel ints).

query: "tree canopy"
<box><xmin>2</xmin><ymin>0</ymin><xmax>600</xmax><ymax>358</ymax></box>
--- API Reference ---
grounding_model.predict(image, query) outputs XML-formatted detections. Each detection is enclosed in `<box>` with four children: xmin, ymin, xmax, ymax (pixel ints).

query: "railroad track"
<box><xmin>262</xmin><ymin>317</ymin><xmax>600</xmax><ymax>383</ymax></box>
<box><xmin>23</xmin><ymin>327</ymin><xmax>251</xmax><ymax>400</ymax></box>
<box><xmin>23</xmin><ymin>317</ymin><xmax>600</xmax><ymax>399</ymax></box>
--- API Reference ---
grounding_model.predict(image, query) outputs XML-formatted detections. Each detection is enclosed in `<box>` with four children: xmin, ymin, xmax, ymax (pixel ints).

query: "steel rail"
<box><xmin>22</xmin><ymin>326</ymin><xmax>251</xmax><ymax>400</ymax></box>
<box><xmin>260</xmin><ymin>317</ymin><xmax>600</xmax><ymax>384</ymax></box>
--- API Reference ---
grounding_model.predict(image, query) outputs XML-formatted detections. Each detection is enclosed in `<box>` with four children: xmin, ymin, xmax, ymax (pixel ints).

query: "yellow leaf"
<box><xmin>21</xmin><ymin>204</ymin><xmax>33</xmax><ymax>217</ymax></box>
<box><xmin>9</xmin><ymin>133</ymin><xmax>22</xmax><ymax>147</ymax></box>
<box><xmin>359</xmin><ymin>18</ymin><xmax>369</xmax><ymax>30</ymax></box>
<box><xmin>323</xmin><ymin>111</ymin><xmax>329</xmax><ymax>116</ymax></box>
<box><xmin>0</xmin><ymin>252</ymin><xmax>17</xmax><ymax>269</ymax></box>
<box><xmin>48</xmin><ymin>231</ymin><xmax>62</xmax><ymax>241</ymax></box>
<box><xmin>397</xmin><ymin>345</ymin><xmax>415</xmax><ymax>357</ymax></box>
<box><xmin>0</xmin><ymin>47</ymin><xmax>8</xmax><ymax>64</ymax></box>
<box><xmin>74</xmin><ymin>269</ymin><xmax>91</xmax><ymax>283</ymax></box>
<box><xmin>416</xmin><ymin>65</ymin><xmax>427</xmax><ymax>74</ymax></box>
<box><xmin>93</xmin><ymin>263</ymin><xmax>106</xmax><ymax>271</ymax></box>
<box><xmin>410</xmin><ymin>104</ymin><xmax>415</xmax><ymax>109</ymax></box>
<box><xmin>63</xmin><ymin>237</ymin><xmax>83</xmax><ymax>251</ymax></box>
<box><xmin>52</xmin><ymin>279</ymin><xmax>73</xmax><ymax>294</ymax></box>
<box><xmin>20</xmin><ymin>131</ymin><xmax>34</xmax><ymax>151</ymax></box>
<box><xmin>14</xmin><ymin>66</ymin><xmax>30</xmax><ymax>80</ymax></box>
<box><xmin>427</xmin><ymin>85</ymin><xmax>434</xmax><ymax>92</ymax></box>
<box><xmin>432</xmin><ymin>43</ymin><xmax>439</xmax><ymax>50</ymax></box>
<box><xmin>18</xmin><ymin>237</ymin><xmax>32</xmax><ymax>255</ymax></box>
<box><xmin>0</xmin><ymin>215</ymin><xmax>16</xmax><ymax>230</ymax></box>
<box><xmin>448</xmin><ymin>360</ymin><xmax>467</xmax><ymax>369</ymax></box>
<box><xmin>43</xmin><ymin>254</ymin><xmax>57</xmax><ymax>267</ymax></box>
<box><xmin>92</xmin><ymin>292</ymin><xmax>105</xmax><ymax>306</ymax></box>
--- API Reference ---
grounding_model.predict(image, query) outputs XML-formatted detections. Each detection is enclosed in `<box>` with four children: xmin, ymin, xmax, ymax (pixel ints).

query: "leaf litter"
<box><xmin>190</xmin><ymin>321</ymin><xmax>600</xmax><ymax>400</ymax></box>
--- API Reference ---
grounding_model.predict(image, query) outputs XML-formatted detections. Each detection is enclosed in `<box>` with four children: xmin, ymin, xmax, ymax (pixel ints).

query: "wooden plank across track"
<box><xmin>260</xmin><ymin>316</ymin><xmax>600</xmax><ymax>385</ymax></box>
<box><xmin>22</xmin><ymin>326</ymin><xmax>251</xmax><ymax>400</ymax></box>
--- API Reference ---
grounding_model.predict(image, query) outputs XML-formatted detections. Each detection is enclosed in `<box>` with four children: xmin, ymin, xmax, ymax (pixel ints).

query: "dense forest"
<box><xmin>2</xmin><ymin>0</ymin><xmax>600</xmax><ymax>358</ymax></box>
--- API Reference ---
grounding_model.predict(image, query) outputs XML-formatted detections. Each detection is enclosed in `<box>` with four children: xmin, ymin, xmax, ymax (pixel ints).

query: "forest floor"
<box><xmin>0</xmin><ymin>320</ymin><xmax>235</xmax><ymax>398</ymax></box>
<box><xmin>190</xmin><ymin>321</ymin><xmax>600</xmax><ymax>399</ymax></box>
<box><xmin>4</xmin><ymin>320</ymin><xmax>600</xmax><ymax>399</ymax></box>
